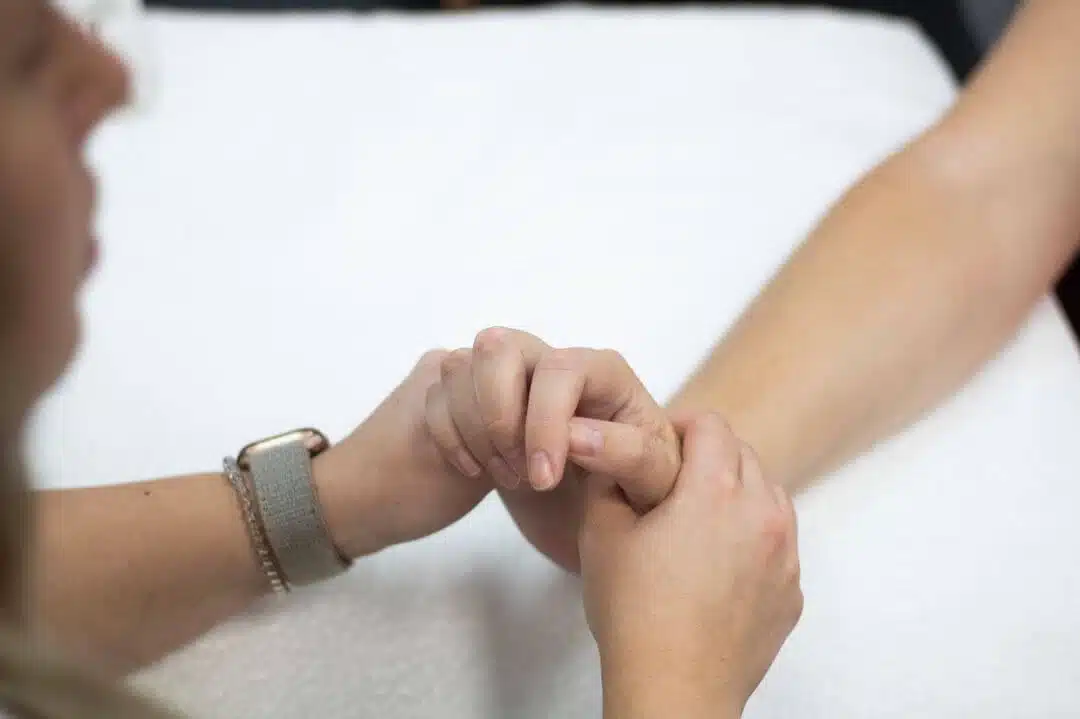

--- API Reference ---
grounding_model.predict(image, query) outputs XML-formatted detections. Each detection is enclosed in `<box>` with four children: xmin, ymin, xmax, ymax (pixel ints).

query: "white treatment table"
<box><xmin>28</xmin><ymin>7</ymin><xmax>1080</xmax><ymax>717</ymax></box>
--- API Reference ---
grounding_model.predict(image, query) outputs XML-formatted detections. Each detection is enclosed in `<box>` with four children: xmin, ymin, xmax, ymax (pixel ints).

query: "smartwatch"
<box><xmin>236</xmin><ymin>428</ymin><xmax>351</xmax><ymax>588</ymax></box>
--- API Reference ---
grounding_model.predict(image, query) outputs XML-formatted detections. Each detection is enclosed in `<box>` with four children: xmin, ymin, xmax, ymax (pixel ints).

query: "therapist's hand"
<box><xmin>312</xmin><ymin>351</ymin><xmax>492</xmax><ymax>559</ymax></box>
<box><xmin>583</xmin><ymin>414</ymin><xmax>803</xmax><ymax>719</ymax></box>
<box><xmin>423</xmin><ymin>327</ymin><xmax>681</xmax><ymax>572</ymax></box>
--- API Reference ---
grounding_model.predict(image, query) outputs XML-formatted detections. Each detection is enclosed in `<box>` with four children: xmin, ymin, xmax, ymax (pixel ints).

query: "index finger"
<box><xmin>568</xmin><ymin>418</ymin><xmax>681</xmax><ymax>513</ymax></box>
<box><xmin>470</xmin><ymin>327</ymin><xmax>550</xmax><ymax>474</ymax></box>
<box><xmin>526</xmin><ymin>348</ymin><xmax>677</xmax><ymax>506</ymax></box>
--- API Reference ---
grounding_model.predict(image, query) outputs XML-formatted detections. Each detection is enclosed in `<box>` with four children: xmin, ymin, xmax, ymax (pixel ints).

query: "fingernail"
<box><xmin>456</xmin><ymin>450</ymin><xmax>482</xmax><ymax>478</ymax></box>
<box><xmin>568</xmin><ymin>422</ymin><xmax>602</xmax><ymax>457</ymax></box>
<box><xmin>488</xmin><ymin>456</ymin><xmax>520</xmax><ymax>490</ymax></box>
<box><xmin>530</xmin><ymin>451</ymin><xmax>556</xmax><ymax>491</ymax></box>
<box><xmin>500</xmin><ymin>447</ymin><xmax>528</xmax><ymax>480</ymax></box>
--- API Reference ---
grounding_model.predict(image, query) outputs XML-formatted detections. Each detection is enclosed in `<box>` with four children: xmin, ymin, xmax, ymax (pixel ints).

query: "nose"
<box><xmin>60</xmin><ymin>14</ymin><xmax>131</xmax><ymax>147</ymax></box>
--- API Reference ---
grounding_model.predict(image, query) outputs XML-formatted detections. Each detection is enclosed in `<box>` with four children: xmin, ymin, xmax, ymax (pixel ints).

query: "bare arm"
<box><xmin>29</xmin><ymin>442</ymin><xmax>387</xmax><ymax>676</ymax></box>
<box><xmin>670</xmin><ymin>0</ymin><xmax>1080</xmax><ymax>491</ymax></box>
<box><xmin>32</xmin><ymin>474</ymin><xmax>272</xmax><ymax>675</ymax></box>
<box><xmin>26</xmin><ymin>352</ymin><xmax>504</xmax><ymax>674</ymax></box>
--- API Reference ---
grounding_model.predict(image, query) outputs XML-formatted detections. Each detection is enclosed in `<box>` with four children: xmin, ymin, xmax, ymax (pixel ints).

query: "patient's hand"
<box><xmin>423</xmin><ymin>327</ymin><xmax>680</xmax><ymax>572</ymax></box>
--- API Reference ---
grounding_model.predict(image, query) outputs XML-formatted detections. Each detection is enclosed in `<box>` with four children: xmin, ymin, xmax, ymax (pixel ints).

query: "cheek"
<box><xmin>4</xmin><ymin>212</ymin><xmax>84</xmax><ymax>407</ymax></box>
<box><xmin>0</xmin><ymin>143</ymin><xmax>88</xmax><ymax>404</ymax></box>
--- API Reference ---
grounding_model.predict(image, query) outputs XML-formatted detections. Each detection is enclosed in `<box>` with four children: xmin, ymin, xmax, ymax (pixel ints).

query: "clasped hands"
<box><xmin>312</xmin><ymin>327</ymin><xmax>803</xmax><ymax>715</ymax></box>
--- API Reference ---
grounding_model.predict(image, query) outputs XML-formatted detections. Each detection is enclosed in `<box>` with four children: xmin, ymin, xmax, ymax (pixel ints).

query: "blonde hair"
<box><xmin>0</xmin><ymin>416</ymin><xmax>176</xmax><ymax>717</ymax></box>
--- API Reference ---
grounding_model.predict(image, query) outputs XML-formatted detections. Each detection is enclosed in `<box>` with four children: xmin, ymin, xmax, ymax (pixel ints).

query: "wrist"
<box><xmin>600</xmin><ymin>650</ymin><xmax>743</xmax><ymax>719</ymax></box>
<box><xmin>310</xmin><ymin>429</ymin><xmax>389</xmax><ymax>560</ymax></box>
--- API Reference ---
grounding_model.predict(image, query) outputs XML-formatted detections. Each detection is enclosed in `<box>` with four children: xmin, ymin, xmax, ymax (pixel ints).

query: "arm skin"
<box><xmin>30</xmin><ymin>449</ymin><xmax>380</xmax><ymax>676</ymax></box>
<box><xmin>601</xmin><ymin>661</ymin><xmax>741</xmax><ymax>719</ymax></box>
<box><xmin>32</xmin><ymin>474</ymin><xmax>270</xmax><ymax>675</ymax></box>
<box><xmin>670</xmin><ymin>0</ymin><xmax>1080</xmax><ymax>492</ymax></box>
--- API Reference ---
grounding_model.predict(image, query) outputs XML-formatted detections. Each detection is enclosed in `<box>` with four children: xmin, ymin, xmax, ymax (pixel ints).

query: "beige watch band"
<box><xmin>236</xmin><ymin>429</ymin><xmax>351</xmax><ymax>588</ymax></box>
<box><xmin>223</xmin><ymin>457</ymin><xmax>288</xmax><ymax>594</ymax></box>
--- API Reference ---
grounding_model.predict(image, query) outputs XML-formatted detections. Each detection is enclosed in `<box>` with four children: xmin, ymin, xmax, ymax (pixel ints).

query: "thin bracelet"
<box><xmin>223</xmin><ymin>457</ymin><xmax>289</xmax><ymax>595</ymax></box>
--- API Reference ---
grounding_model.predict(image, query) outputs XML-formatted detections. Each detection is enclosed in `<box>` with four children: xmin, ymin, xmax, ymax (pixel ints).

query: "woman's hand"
<box><xmin>423</xmin><ymin>327</ymin><xmax>681</xmax><ymax>571</ymax></box>
<box><xmin>581</xmin><ymin>413</ymin><xmax>803</xmax><ymax>719</ymax></box>
<box><xmin>312</xmin><ymin>351</ymin><xmax>493</xmax><ymax>558</ymax></box>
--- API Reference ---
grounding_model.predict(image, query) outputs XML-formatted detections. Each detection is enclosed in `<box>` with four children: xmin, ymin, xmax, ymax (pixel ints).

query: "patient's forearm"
<box><xmin>670</xmin><ymin>0</ymin><xmax>1080</xmax><ymax>492</ymax></box>
<box><xmin>601</xmin><ymin>659</ymin><xmax>741</xmax><ymax>719</ymax></box>
<box><xmin>672</xmin><ymin>149</ymin><xmax>1047</xmax><ymax>488</ymax></box>
<box><xmin>672</xmin><ymin>130</ymin><xmax>1080</xmax><ymax>491</ymax></box>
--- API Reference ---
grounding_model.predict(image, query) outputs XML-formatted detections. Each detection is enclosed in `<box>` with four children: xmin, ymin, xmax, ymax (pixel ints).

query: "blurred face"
<box><xmin>0</xmin><ymin>0</ymin><xmax>127</xmax><ymax>427</ymax></box>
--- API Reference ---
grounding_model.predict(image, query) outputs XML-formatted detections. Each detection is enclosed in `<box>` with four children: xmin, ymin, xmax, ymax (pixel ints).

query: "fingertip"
<box><xmin>568</xmin><ymin>418</ymin><xmax>604</xmax><ymax>457</ymax></box>
<box><xmin>489</xmin><ymin>455</ymin><xmax>521</xmax><ymax>490</ymax></box>
<box><xmin>529</xmin><ymin>449</ymin><xmax>559</xmax><ymax>491</ymax></box>
<box><xmin>456</xmin><ymin>450</ymin><xmax>484</xmax><ymax>479</ymax></box>
<box><xmin>523</xmin><ymin>422</ymin><xmax>568</xmax><ymax>491</ymax></box>
<box><xmin>424</xmin><ymin>381</ymin><xmax>484</xmax><ymax>480</ymax></box>
<box><xmin>441</xmin><ymin>347</ymin><xmax>472</xmax><ymax>377</ymax></box>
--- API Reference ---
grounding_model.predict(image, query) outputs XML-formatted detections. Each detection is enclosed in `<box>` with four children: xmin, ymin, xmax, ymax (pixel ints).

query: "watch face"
<box><xmin>237</xmin><ymin>428</ymin><xmax>329</xmax><ymax>470</ymax></box>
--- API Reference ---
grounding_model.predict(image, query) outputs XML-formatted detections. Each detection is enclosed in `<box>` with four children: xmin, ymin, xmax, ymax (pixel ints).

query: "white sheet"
<box><xmin>28</xmin><ymin>7</ymin><xmax>1080</xmax><ymax>717</ymax></box>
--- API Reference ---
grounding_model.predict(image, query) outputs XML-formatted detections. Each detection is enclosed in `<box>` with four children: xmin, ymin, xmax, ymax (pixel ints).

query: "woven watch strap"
<box><xmin>245</xmin><ymin>437</ymin><xmax>349</xmax><ymax>587</ymax></box>
<box><xmin>223</xmin><ymin>458</ymin><xmax>288</xmax><ymax>594</ymax></box>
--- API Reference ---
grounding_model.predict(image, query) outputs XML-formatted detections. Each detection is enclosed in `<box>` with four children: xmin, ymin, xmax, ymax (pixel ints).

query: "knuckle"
<box><xmin>596</xmin><ymin>348</ymin><xmax>638</xmax><ymax>397</ymax></box>
<box><xmin>789</xmin><ymin>555</ymin><xmax>803</xmax><ymax>587</ymax></box>
<box><xmin>704</xmin><ymin>412</ymin><xmax>735</xmax><ymax>439</ymax></box>
<box><xmin>597</xmin><ymin>347</ymin><xmax>628</xmax><ymax>368</ymax></box>
<box><xmin>690</xmin><ymin>412</ymin><xmax>736</xmax><ymax>447</ymax></box>
<box><xmin>473</xmin><ymin>326</ymin><xmax>509</xmax><ymax>353</ymax></box>
<box><xmin>636</xmin><ymin>426</ymin><xmax>664</xmax><ymax>475</ymax></box>
<box><xmin>790</xmin><ymin>586</ymin><xmax>806</xmax><ymax>626</ymax></box>
<box><xmin>538</xmin><ymin>347</ymin><xmax>584</xmax><ymax>373</ymax></box>
<box><xmin>440</xmin><ymin>348</ymin><xmax>472</xmax><ymax>378</ymax></box>
<box><xmin>643</xmin><ymin>423</ymin><xmax>676</xmax><ymax>476</ymax></box>
<box><xmin>701</xmin><ymin>462</ymin><xmax>738</xmax><ymax>497</ymax></box>
<box><xmin>760</xmin><ymin>506</ymin><xmax>791</xmax><ymax>553</ymax></box>
<box><xmin>711</xmin><ymin>465</ymin><xmax>739</xmax><ymax>494</ymax></box>
<box><xmin>722</xmin><ymin>467</ymin><xmax>744</xmax><ymax>493</ymax></box>
<box><xmin>483</xmin><ymin>413</ymin><xmax>521</xmax><ymax>449</ymax></box>
<box><xmin>419</xmin><ymin>349</ymin><xmax>450</xmax><ymax>369</ymax></box>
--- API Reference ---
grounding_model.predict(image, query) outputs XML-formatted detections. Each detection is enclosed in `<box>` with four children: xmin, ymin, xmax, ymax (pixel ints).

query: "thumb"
<box><xmin>672</xmin><ymin>412</ymin><xmax>743</xmax><ymax>499</ymax></box>
<box><xmin>579</xmin><ymin>476</ymin><xmax>637</xmax><ymax>556</ymax></box>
